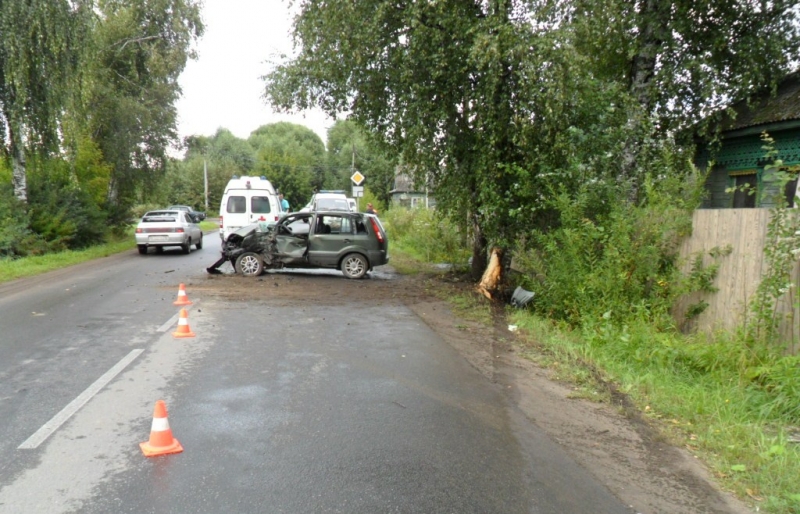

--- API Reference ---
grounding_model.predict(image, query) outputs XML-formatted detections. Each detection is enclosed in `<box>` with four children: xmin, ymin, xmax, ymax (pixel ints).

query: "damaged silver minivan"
<box><xmin>207</xmin><ymin>211</ymin><xmax>389</xmax><ymax>279</ymax></box>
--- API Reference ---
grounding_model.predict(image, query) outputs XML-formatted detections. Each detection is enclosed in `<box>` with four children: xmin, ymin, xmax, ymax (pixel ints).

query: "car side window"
<box><xmin>340</xmin><ymin>217</ymin><xmax>355</xmax><ymax>235</ymax></box>
<box><xmin>355</xmin><ymin>219</ymin><xmax>367</xmax><ymax>234</ymax></box>
<box><xmin>318</xmin><ymin>215</ymin><xmax>348</xmax><ymax>234</ymax></box>
<box><xmin>227</xmin><ymin>196</ymin><xmax>246</xmax><ymax>213</ymax></box>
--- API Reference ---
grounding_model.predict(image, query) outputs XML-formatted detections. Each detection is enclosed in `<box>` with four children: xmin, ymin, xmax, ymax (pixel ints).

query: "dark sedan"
<box><xmin>167</xmin><ymin>204</ymin><xmax>206</xmax><ymax>222</ymax></box>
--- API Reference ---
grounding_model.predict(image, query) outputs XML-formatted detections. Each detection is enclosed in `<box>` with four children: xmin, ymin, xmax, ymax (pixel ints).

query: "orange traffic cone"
<box><xmin>140</xmin><ymin>400</ymin><xmax>183</xmax><ymax>457</ymax></box>
<box><xmin>172</xmin><ymin>308</ymin><xmax>196</xmax><ymax>338</ymax></box>
<box><xmin>173</xmin><ymin>283</ymin><xmax>193</xmax><ymax>306</ymax></box>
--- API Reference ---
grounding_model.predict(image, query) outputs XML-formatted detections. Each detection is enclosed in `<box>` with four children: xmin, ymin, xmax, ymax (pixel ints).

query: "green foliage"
<box><xmin>177</xmin><ymin>129</ymin><xmax>257</xmax><ymax>213</ymax></box>
<box><xmin>565</xmin><ymin>0</ymin><xmax>800</xmax><ymax>133</ymax></box>
<box><xmin>0</xmin><ymin>182</ymin><xmax>38</xmax><ymax>257</ymax></box>
<box><xmin>0</xmin><ymin>0</ymin><xmax>92</xmax><ymax>154</ymax></box>
<box><xmin>0</xmin><ymin>233</ymin><xmax>135</xmax><ymax>284</ymax></box>
<box><xmin>26</xmin><ymin>157</ymin><xmax>107</xmax><ymax>251</ymax></box>
<box><xmin>359</xmin><ymin>187</ymin><xmax>384</xmax><ymax>214</ymax></box>
<box><xmin>509</xmin><ymin>307</ymin><xmax>800</xmax><ymax>512</ymax></box>
<box><xmin>326</xmin><ymin>120</ymin><xmax>397</xmax><ymax>206</ymax></box>
<box><xmin>80</xmin><ymin>0</ymin><xmax>204</xmax><ymax>220</ymax></box>
<box><xmin>248</xmin><ymin>122</ymin><xmax>326</xmax><ymax>209</ymax></box>
<box><xmin>513</xmin><ymin>175</ymin><xmax>697</xmax><ymax>328</ymax></box>
<box><xmin>382</xmin><ymin>207</ymin><xmax>469</xmax><ymax>267</ymax></box>
<box><xmin>264</xmin><ymin>0</ymin><xmax>799</xmax><ymax>274</ymax></box>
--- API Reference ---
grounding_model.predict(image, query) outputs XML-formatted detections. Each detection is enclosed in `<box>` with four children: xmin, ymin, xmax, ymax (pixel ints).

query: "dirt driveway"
<box><xmin>199</xmin><ymin>264</ymin><xmax>754</xmax><ymax>514</ymax></box>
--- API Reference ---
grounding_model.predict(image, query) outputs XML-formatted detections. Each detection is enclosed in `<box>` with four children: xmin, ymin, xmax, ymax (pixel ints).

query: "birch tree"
<box><xmin>0</xmin><ymin>0</ymin><xmax>91</xmax><ymax>202</ymax></box>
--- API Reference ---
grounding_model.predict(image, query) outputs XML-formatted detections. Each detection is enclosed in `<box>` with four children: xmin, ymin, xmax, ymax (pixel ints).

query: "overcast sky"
<box><xmin>175</xmin><ymin>0</ymin><xmax>333</xmax><ymax>146</ymax></box>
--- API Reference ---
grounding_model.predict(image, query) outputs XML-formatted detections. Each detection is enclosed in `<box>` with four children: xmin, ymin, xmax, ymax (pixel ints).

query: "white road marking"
<box><xmin>17</xmin><ymin>349</ymin><xmax>145</xmax><ymax>450</ymax></box>
<box><xmin>157</xmin><ymin>300</ymin><xmax>199</xmax><ymax>332</ymax></box>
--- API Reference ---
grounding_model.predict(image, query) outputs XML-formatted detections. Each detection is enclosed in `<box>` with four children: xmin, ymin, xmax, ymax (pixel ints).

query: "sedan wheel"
<box><xmin>196</xmin><ymin>234</ymin><xmax>203</xmax><ymax>250</ymax></box>
<box><xmin>137</xmin><ymin>245</ymin><xmax>147</xmax><ymax>255</ymax></box>
<box><xmin>236</xmin><ymin>252</ymin><xmax>264</xmax><ymax>276</ymax></box>
<box><xmin>341</xmin><ymin>253</ymin><xmax>368</xmax><ymax>279</ymax></box>
<box><xmin>181</xmin><ymin>240</ymin><xmax>191</xmax><ymax>254</ymax></box>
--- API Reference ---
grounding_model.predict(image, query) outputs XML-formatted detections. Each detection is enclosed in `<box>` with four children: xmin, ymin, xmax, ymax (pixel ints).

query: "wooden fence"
<box><xmin>672</xmin><ymin>209</ymin><xmax>800</xmax><ymax>353</ymax></box>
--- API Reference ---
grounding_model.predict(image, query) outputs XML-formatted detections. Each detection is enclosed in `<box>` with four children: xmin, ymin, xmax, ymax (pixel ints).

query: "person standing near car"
<box><xmin>279</xmin><ymin>193</ymin><xmax>290</xmax><ymax>212</ymax></box>
<box><xmin>366</xmin><ymin>203</ymin><xmax>378</xmax><ymax>215</ymax></box>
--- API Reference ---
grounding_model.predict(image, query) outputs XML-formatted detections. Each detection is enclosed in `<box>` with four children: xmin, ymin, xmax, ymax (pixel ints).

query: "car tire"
<box><xmin>137</xmin><ymin>245</ymin><xmax>147</xmax><ymax>255</ymax></box>
<box><xmin>196</xmin><ymin>234</ymin><xmax>203</xmax><ymax>250</ymax></box>
<box><xmin>341</xmin><ymin>253</ymin><xmax>368</xmax><ymax>279</ymax></box>
<box><xmin>236</xmin><ymin>252</ymin><xmax>264</xmax><ymax>276</ymax></box>
<box><xmin>181</xmin><ymin>240</ymin><xmax>191</xmax><ymax>254</ymax></box>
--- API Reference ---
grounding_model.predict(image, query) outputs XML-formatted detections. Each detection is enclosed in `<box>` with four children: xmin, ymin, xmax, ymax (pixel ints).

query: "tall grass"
<box><xmin>382</xmin><ymin>206</ymin><xmax>470</xmax><ymax>267</ymax></box>
<box><xmin>510</xmin><ymin>311</ymin><xmax>800</xmax><ymax>512</ymax></box>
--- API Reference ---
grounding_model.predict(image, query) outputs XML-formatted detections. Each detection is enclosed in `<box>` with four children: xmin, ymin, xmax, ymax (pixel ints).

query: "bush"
<box><xmin>383</xmin><ymin>206</ymin><xmax>469</xmax><ymax>266</ymax></box>
<box><xmin>512</xmin><ymin>176</ymin><xmax>697</xmax><ymax>328</ymax></box>
<box><xmin>27</xmin><ymin>165</ymin><xmax>107</xmax><ymax>250</ymax></box>
<box><xmin>0</xmin><ymin>184</ymin><xmax>40</xmax><ymax>257</ymax></box>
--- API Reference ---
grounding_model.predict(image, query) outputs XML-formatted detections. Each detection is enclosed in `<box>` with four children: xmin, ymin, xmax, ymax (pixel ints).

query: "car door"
<box><xmin>274</xmin><ymin>213</ymin><xmax>312</xmax><ymax>263</ymax></box>
<box><xmin>308</xmin><ymin>214</ymin><xmax>365</xmax><ymax>267</ymax></box>
<box><xmin>187</xmin><ymin>212</ymin><xmax>202</xmax><ymax>242</ymax></box>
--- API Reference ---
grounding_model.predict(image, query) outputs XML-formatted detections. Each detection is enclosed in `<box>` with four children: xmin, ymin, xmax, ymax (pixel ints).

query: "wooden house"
<box><xmin>697</xmin><ymin>72</ymin><xmax>800</xmax><ymax>208</ymax></box>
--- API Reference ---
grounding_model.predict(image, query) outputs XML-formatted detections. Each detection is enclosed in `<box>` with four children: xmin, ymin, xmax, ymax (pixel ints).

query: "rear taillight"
<box><xmin>175</xmin><ymin>228</ymin><xmax>185</xmax><ymax>233</ymax></box>
<box><xmin>218</xmin><ymin>216</ymin><xmax>223</xmax><ymax>229</ymax></box>
<box><xmin>369</xmin><ymin>218</ymin><xmax>384</xmax><ymax>243</ymax></box>
<box><xmin>135</xmin><ymin>228</ymin><xmax>143</xmax><ymax>234</ymax></box>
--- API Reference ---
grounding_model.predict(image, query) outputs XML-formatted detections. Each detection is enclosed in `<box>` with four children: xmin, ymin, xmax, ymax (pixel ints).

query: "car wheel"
<box><xmin>341</xmin><ymin>253</ymin><xmax>368</xmax><ymax>279</ymax></box>
<box><xmin>196</xmin><ymin>234</ymin><xmax>203</xmax><ymax>250</ymax></box>
<box><xmin>137</xmin><ymin>245</ymin><xmax>147</xmax><ymax>255</ymax></box>
<box><xmin>181</xmin><ymin>240</ymin><xmax>191</xmax><ymax>254</ymax></box>
<box><xmin>236</xmin><ymin>252</ymin><xmax>264</xmax><ymax>276</ymax></box>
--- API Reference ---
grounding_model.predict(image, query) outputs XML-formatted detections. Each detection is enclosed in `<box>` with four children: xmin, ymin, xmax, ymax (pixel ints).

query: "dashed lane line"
<box><xmin>17</xmin><ymin>349</ymin><xmax>145</xmax><ymax>450</ymax></box>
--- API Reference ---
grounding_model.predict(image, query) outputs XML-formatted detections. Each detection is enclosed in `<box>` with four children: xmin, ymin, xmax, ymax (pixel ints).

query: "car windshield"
<box><xmin>316</xmin><ymin>198</ymin><xmax>349</xmax><ymax>211</ymax></box>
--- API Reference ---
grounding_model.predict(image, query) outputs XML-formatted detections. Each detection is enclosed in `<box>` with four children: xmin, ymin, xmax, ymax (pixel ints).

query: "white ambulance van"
<box><xmin>218</xmin><ymin>175</ymin><xmax>281</xmax><ymax>241</ymax></box>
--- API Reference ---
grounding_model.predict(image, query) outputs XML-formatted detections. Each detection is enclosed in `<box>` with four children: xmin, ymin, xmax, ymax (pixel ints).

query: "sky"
<box><xmin>174</xmin><ymin>0</ymin><xmax>333</xmax><ymax>147</ymax></box>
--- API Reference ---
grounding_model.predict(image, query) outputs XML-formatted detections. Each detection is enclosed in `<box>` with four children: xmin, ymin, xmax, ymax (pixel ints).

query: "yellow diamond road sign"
<box><xmin>350</xmin><ymin>171</ymin><xmax>365</xmax><ymax>186</ymax></box>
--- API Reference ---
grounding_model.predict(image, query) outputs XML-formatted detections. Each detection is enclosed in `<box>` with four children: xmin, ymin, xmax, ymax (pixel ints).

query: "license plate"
<box><xmin>150</xmin><ymin>235</ymin><xmax>168</xmax><ymax>242</ymax></box>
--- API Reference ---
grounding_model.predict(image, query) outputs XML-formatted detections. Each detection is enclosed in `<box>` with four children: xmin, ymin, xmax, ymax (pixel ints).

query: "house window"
<box><xmin>731</xmin><ymin>173</ymin><xmax>757</xmax><ymax>208</ymax></box>
<box><xmin>783</xmin><ymin>172</ymin><xmax>799</xmax><ymax>207</ymax></box>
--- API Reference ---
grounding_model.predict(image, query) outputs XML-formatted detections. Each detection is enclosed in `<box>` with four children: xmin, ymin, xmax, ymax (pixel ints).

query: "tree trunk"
<box><xmin>621</xmin><ymin>0</ymin><xmax>664</xmax><ymax>205</ymax></box>
<box><xmin>470</xmin><ymin>214</ymin><xmax>487</xmax><ymax>281</ymax></box>
<box><xmin>477</xmin><ymin>247</ymin><xmax>504</xmax><ymax>300</ymax></box>
<box><xmin>9</xmin><ymin>127</ymin><xmax>28</xmax><ymax>203</ymax></box>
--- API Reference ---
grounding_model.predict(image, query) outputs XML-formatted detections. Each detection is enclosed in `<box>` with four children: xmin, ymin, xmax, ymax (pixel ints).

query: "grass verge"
<box><xmin>0</xmin><ymin>221</ymin><xmax>218</xmax><ymax>285</ymax></box>
<box><xmin>508</xmin><ymin>311</ymin><xmax>800</xmax><ymax>513</ymax></box>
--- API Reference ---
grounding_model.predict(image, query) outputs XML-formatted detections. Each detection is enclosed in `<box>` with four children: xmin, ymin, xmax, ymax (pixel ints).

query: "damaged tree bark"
<box><xmin>476</xmin><ymin>247</ymin><xmax>504</xmax><ymax>299</ymax></box>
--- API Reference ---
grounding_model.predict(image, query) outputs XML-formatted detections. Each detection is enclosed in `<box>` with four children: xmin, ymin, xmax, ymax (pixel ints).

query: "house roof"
<box><xmin>721</xmin><ymin>71</ymin><xmax>800</xmax><ymax>132</ymax></box>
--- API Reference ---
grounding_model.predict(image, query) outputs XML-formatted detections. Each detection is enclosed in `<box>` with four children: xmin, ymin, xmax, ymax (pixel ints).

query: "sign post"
<box><xmin>350</xmin><ymin>171</ymin><xmax>365</xmax><ymax>210</ymax></box>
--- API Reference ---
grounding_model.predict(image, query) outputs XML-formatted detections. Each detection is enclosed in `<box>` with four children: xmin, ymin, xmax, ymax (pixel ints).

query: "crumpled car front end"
<box><xmin>206</xmin><ymin>223</ymin><xmax>276</xmax><ymax>274</ymax></box>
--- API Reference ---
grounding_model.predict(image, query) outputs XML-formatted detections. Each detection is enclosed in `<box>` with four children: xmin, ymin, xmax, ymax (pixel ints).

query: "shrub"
<box><xmin>0</xmin><ymin>184</ymin><xmax>39</xmax><ymax>257</ymax></box>
<box><xmin>383</xmin><ymin>206</ymin><xmax>469</xmax><ymax>266</ymax></box>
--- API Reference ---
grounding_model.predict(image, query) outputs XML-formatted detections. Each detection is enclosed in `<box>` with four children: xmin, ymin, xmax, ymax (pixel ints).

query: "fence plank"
<box><xmin>675</xmin><ymin>209</ymin><xmax>799</xmax><ymax>352</ymax></box>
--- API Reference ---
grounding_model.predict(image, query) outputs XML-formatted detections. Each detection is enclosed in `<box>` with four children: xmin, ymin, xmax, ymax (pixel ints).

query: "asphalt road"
<box><xmin>0</xmin><ymin>238</ymin><xmax>632</xmax><ymax>513</ymax></box>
